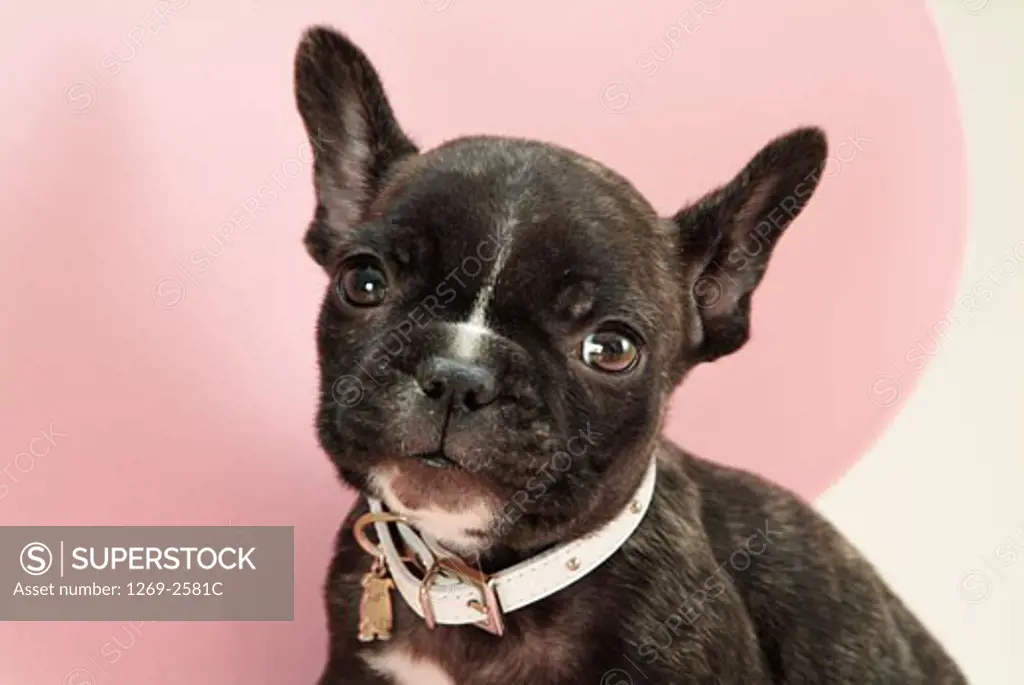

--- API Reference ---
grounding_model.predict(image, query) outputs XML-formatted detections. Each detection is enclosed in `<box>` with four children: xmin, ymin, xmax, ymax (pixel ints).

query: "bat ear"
<box><xmin>294</xmin><ymin>25</ymin><xmax>418</xmax><ymax>269</ymax></box>
<box><xmin>672</xmin><ymin>126</ymin><xmax>828</xmax><ymax>362</ymax></box>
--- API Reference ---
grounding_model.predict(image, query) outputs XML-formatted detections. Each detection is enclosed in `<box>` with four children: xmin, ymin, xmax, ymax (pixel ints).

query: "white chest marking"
<box><xmin>362</xmin><ymin>648</ymin><xmax>455</xmax><ymax>685</ymax></box>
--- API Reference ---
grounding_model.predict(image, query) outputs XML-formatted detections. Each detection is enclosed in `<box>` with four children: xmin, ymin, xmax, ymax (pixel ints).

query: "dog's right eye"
<box><xmin>336</xmin><ymin>260</ymin><xmax>389</xmax><ymax>308</ymax></box>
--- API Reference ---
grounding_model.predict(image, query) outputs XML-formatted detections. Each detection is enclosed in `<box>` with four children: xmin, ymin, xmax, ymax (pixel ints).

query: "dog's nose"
<box><xmin>415</xmin><ymin>357</ymin><xmax>498</xmax><ymax>411</ymax></box>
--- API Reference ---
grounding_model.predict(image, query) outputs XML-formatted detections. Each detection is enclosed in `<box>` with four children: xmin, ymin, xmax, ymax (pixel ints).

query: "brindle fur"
<box><xmin>293</xmin><ymin>25</ymin><xmax>968</xmax><ymax>685</ymax></box>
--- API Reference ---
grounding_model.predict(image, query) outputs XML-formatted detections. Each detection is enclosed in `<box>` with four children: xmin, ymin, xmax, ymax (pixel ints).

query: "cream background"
<box><xmin>817</xmin><ymin>2</ymin><xmax>1024</xmax><ymax>682</ymax></box>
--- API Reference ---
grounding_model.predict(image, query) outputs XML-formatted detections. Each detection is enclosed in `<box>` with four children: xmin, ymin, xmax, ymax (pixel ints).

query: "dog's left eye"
<box><xmin>580</xmin><ymin>329</ymin><xmax>640</xmax><ymax>373</ymax></box>
<box><xmin>336</xmin><ymin>260</ymin><xmax>389</xmax><ymax>308</ymax></box>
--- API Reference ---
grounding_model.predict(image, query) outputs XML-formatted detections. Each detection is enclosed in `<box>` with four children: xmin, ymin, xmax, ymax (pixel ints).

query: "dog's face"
<box><xmin>294</xmin><ymin>27</ymin><xmax>827</xmax><ymax>556</ymax></box>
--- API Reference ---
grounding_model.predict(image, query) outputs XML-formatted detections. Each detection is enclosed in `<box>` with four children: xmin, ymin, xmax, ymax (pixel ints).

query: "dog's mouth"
<box><xmin>411</xmin><ymin>449</ymin><xmax>461</xmax><ymax>470</ymax></box>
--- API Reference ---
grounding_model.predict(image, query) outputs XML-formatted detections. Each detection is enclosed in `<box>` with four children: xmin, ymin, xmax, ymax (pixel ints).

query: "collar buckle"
<box><xmin>419</xmin><ymin>555</ymin><xmax>505</xmax><ymax>636</ymax></box>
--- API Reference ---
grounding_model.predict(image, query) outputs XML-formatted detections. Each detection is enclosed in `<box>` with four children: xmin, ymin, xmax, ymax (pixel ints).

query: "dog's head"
<box><xmin>294</xmin><ymin>27</ymin><xmax>827</xmax><ymax>556</ymax></box>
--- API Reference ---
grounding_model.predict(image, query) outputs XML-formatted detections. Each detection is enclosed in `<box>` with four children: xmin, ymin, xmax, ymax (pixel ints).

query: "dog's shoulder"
<box><xmin>659</xmin><ymin>444</ymin><xmax>967</xmax><ymax>682</ymax></box>
<box><xmin>673</xmin><ymin>444</ymin><xmax>866</xmax><ymax>573</ymax></box>
<box><xmin>650</xmin><ymin>441</ymin><xmax>893</xmax><ymax>630</ymax></box>
<box><xmin>674</xmin><ymin>444</ymin><xmax>898</xmax><ymax>625</ymax></box>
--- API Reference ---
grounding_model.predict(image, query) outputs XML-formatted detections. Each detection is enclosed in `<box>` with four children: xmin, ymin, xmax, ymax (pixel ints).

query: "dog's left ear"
<box><xmin>294</xmin><ymin>26</ymin><xmax>418</xmax><ymax>269</ymax></box>
<box><xmin>673</xmin><ymin>127</ymin><xmax>828</xmax><ymax>363</ymax></box>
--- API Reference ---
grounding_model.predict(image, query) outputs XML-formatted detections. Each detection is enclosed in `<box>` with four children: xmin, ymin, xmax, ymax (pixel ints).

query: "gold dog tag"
<box><xmin>358</xmin><ymin>556</ymin><xmax>396</xmax><ymax>642</ymax></box>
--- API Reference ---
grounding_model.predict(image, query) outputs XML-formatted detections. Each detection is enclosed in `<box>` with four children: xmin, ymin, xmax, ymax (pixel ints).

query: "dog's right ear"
<box><xmin>294</xmin><ymin>26</ymin><xmax>418</xmax><ymax>268</ymax></box>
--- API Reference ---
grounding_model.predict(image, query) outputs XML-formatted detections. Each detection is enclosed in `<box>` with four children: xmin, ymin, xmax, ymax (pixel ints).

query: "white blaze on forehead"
<box><xmin>451</xmin><ymin>212</ymin><xmax>519</xmax><ymax>360</ymax></box>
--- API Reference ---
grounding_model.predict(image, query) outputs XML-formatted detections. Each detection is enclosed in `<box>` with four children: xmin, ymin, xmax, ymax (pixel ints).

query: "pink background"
<box><xmin>0</xmin><ymin>0</ymin><xmax>965</xmax><ymax>682</ymax></box>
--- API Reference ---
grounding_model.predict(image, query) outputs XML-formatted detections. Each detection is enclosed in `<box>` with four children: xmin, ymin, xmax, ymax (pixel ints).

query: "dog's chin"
<box><xmin>368</xmin><ymin>459</ymin><xmax>499</xmax><ymax>556</ymax></box>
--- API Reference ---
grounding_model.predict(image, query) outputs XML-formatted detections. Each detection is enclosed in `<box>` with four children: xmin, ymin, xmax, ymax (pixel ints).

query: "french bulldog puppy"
<box><xmin>294</xmin><ymin>25</ymin><xmax>967</xmax><ymax>685</ymax></box>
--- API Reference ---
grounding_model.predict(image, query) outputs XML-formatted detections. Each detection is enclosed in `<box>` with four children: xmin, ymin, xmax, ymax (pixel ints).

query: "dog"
<box><xmin>293</xmin><ymin>25</ymin><xmax>968</xmax><ymax>685</ymax></box>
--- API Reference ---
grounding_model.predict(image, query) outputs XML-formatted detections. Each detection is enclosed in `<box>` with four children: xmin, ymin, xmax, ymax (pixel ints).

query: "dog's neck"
<box><xmin>365</xmin><ymin>454</ymin><xmax>659</xmax><ymax>633</ymax></box>
<box><xmin>502</xmin><ymin>446</ymin><xmax>662</xmax><ymax>561</ymax></box>
<box><xmin>386</xmin><ymin>446</ymin><xmax>661</xmax><ymax>575</ymax></box>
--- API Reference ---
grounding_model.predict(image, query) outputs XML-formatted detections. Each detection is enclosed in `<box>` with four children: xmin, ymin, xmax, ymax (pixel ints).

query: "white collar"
<box><xmin>365</xmin><ymin>456</ymin><xmax>657</xmax><ymax>635</ymax></box>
